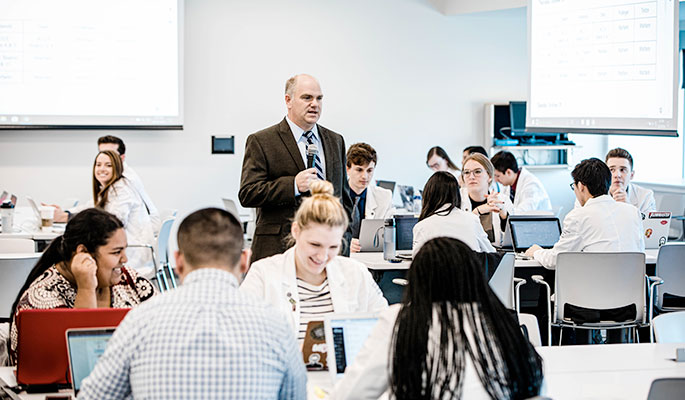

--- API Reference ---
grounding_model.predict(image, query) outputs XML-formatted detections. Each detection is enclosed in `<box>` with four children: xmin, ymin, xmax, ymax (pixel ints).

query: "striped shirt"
<box><xmin>297</xmin><ymin>277</ymin><xmax>334</xmax><ymax>342</ymax></box>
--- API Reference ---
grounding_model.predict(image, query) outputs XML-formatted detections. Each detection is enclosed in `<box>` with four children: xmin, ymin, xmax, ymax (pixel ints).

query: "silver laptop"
<box><xmin>509</xmin><ymin>216</ymin><xmax>562</xmax><ymax>254</ymax></box>
<box><xmin>358</xmin><ymin>219</ymin><xmax>384</xmax><ymax>252</ymax></box>
<box><xmin>643</xmin><ymin>211</ymin><xmax>671</xmax><ymax>249</ymax></box>
<box><xmin>66</xmin><ymin>327</ymin><xmax>116</xmax><ymax>395</ymax></box>
<box><xmin>324</xmin><ymin>313</ymin><xmax>379</xmax><ymax>381</ymax></box>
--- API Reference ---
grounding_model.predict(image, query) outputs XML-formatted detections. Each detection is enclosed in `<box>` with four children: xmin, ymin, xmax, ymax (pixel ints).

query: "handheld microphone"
<box><xmin>307</xmin><ymin>144</ymin><xmax>318</xmax><ymax>169</ymax></box>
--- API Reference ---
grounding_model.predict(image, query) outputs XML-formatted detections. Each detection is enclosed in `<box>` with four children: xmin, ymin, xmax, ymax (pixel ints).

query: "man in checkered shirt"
<box><xmin>79</xmin><ymin>208</ymin><xmax>306</xmax><ymax>399</ymax></box>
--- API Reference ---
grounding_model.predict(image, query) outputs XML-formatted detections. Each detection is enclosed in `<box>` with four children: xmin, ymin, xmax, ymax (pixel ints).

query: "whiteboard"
<box><xmin>0</xmin><ymin>0</ymin><xmax>183</xmax><ymax>129</ymax></box>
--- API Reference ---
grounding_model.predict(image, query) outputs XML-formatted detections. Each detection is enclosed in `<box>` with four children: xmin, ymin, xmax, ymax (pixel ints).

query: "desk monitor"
<box><xmin>509</xmin><ymin>101</ymin><xmax>559</xmax><ymax>144</ymax></box>
<box><xmin>16</xmin><ymin>308</ymin><xmax>130</xmax><ymax>389</ymax></box>
<box><xmin>509</xmin><ymin>216</ymin><xmax>561</xmax><ymax>254</ymax></box>
<box><xmin>66</xmin><ymin>328</ymin><xmax>115</xmax><ymax>396</ymax></box>
<box><xmin>324</xmin><ymin>313</ymin><xmax>379</xmax><ymax>381</ymax></box>
<box><xmin>510</xmin><ymin>101</ymin><xmax>527</xmax><ymax>136</ymax></box>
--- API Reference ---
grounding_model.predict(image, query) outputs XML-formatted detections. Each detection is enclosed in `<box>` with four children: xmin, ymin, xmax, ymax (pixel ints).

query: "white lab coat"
<box><xmin>103</xmin><ymin>179</ymin><xmax>155</xmax><ymax>271</ymax></box>
<box><xmin>412</xmin><ymin>204</ymin><xmax>495</xmax><ymax>257</ymax></box>
<box><xmin>364</xmin><ymin>185</ymin><xmax>395</xmax><ymax>219</ymax></box>
<box><xmin>533</xmin><ymin>195</ymin><xmax>645</xmax><ymax>269</ymax></box>
<box><xmin>123</xmin><ymin>162</ymin><xmax>160</xmax><ymax>235</ymax></box>
<box><xmin>626</xmin><ymin>183</ymin><xmax>656</xmax><ymax>215</ymax></box>
<box><xmin>240</xmin><ymin>246</ymin><xmax>388</xmax><ymax>337</ymax></box>
<box><xmin>459</xmin><ymin>186</ymin><xmax>505</xmax><ymax>246</ymax></box>
<box><xmin>499</xmin><ymin>168</ymin><xmax>552</xmax><ymax>215</ymax></box>
<box><xmin>573</xmin><ymin>182</ymin><xmax>657</xmax><ymax>217</ymax></box>
<box><xmin>330</xmin><ymin>304</ymin><xmax>496</xmax><ymax>400</ymax></box>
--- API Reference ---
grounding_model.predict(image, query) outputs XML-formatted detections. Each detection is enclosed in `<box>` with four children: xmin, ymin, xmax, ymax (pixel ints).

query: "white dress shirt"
<box><xmin>240</xmin><ymin>246</ymin><xmax>388</xmax><ymax>338</ymax></box>
<box><xmin>533</xmin><ymin>195</ymin><xmax>645</xmax><ymax>269</ymax></box>
<box><xmin>499</xmin><ymin>168</ymin><xmax>552</xmax><ymax>215</ymax></box>
<box><xmin>78</xmin><ymin>268</ymin><xmax>306</xmax><ymax>400</ymax></box>
<box><xmin>412</xmin><ymin>204</ymin><xmax>495</xmax><ymax>257</ymax></box>
<box><xmin>286</xmin><ymin>116</ymin><xmax>326</xmax><ymax>197</ymax></box>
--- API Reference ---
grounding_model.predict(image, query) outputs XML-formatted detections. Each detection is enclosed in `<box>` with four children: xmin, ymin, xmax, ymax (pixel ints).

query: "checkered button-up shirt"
<box><xmin>78</xmin><ymin>268</ymin><xmax>306</xmax><ymax>399</ymax></box>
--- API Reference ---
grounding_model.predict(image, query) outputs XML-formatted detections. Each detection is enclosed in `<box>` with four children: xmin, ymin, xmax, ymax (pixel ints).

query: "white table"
<box><xmin>0</xmin><ymin>207</ymin><xmax>63</xmax><ymax>246</ymax></box>
<box><xmin>4</xmin><ymin>343</ymin><xmax>684</xmax><ymax>400</ymax></box>
<box><xmin>350</xmin><ymin>252</ymin><xmax>411</xmax><ymax>270</ymax></box>
<box><xmin>352</xmin><ymin>250</ymin><xmax>659</xmax><ymax>271</ymax></box>
<box><xmin>305</xmin><ymin>342</ymin><xmax>685</xmax><ymax>400</ymax></box>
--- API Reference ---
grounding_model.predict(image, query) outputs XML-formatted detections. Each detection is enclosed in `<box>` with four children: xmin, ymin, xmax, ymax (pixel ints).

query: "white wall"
<box><xmin>0</xmin><ymin>0</ymin><xmax>600</xmax><ymax>217</ymax></box>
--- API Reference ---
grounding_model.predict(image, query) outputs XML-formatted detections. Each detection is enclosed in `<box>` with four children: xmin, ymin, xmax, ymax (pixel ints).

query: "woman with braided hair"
<box><xmin>332</xmin><ymin>237</ymin><xmax>544</xmax><ymax>400</ymax></box>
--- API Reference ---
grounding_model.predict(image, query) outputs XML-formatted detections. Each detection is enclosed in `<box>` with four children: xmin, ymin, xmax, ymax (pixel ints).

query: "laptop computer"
<box><xmin>500</xmin><ymin>213</ymin><xmax>555</xmax><ymax>249</ymax></box>
<box><xmin>376</xmin><ymin>180</ymin><xmax>396</xmax><ymax>194</ymax></box>
<box><xmin>25</xmin><ymin>196</ymin><xmax>42</xmax><ymax>224</ymax></box>
<box><xmin>16</xmin><ymin>308</ymin><xmax>130</xmax><ymax>389</ymax></box>
<box><xmin>324</xmin><ymin>313</ymin><xmax>379</xmax><ymax>381</ymax></box>
<box><xmin>301</xmin><ymin>320</ymin><xmax>328</xmax><ymax>371</ymax></box>
<box><xmin>509</xmin><ymin>216</ymin><xmax>562</xmax><ymax>254</ymax></box>
<box><xmin>66</xmin><ymin>327</ymin><xmax>116</xmax><ymax>395</ymax></box>
<box><xmin>358</xmin><ymin>218</ymin><xmax>384</xmax><ymax>252</ymax></box>
<box><xmin>643</xmin><ymin>211</ymin><xmax>671</xmax><ymax>249</ymax></box>
<box><xmin>394</xmin><ymin>215</ymin><xmax>418</xmax><ymax>258</ymax></box>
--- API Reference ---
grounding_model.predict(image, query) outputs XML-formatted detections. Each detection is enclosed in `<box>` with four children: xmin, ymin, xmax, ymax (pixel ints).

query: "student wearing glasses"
<box><xmin>426</xmin><ymin>146</ymin><xmax>460</xmax><ymax>176</ymax></box>
<box><xmin>459</xmin><ymin>153</ymin><xmax>508</xmax><ymax>245</ymax></box>
<box><xmin>524</xmin><ymin>158</ymin><xmax>644</xmax><ymax>269</ymax></box>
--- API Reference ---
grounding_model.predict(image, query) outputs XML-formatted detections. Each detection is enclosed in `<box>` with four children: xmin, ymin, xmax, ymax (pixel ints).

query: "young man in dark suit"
<box><xmin>239</xmin><ymin>74</ymin><xmax>353</xmax><ymax>262</ymax></box>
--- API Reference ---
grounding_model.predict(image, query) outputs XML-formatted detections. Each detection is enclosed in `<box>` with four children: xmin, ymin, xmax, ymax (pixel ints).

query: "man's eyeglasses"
<box><xmin>462</xmin><ymin>168</ymin><xmax>484</xmax><ymax>178</ymax></box>
<box><xmin>569</xmin><ymin>182</ymin><xmax>576</xmax><ymax>191</ymax></box>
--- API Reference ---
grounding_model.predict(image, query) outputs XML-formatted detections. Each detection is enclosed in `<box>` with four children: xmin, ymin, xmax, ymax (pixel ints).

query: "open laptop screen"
<box><xmin>329</xmin><ymin>316</ymin><xmax>378</xmax><ymax>377</ymax></box>
<box><xmin>66</xmin><ymin>328</ymin><xmax>115</xmax><ymax>394</ymax></box>
<box><xmin>510</xmin><ymin>218</ymin><xmax>561</xmax><ymax>251</ymax></box>
<box><xmin>395</xmin><ymin>216</ymin><xmax>418</xmax><ymax>251</ymax></box>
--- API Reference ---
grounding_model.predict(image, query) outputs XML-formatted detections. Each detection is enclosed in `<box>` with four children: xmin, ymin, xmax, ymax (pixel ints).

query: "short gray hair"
<box><xmin>285</xmin><ymin>75</ymin><xmax>298</xmax><ymax>97</ymax></box>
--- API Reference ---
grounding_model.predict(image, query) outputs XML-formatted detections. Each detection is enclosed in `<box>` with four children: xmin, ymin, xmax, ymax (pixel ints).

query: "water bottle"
<box><xmin>383</xmin><ymin>218</ymin><xmax>396</xmax><ymax>260</ymax></box>
<box><xmin>0</xmin><ymin>201</ymin><xmax>15</xmax><ymax>233</ymax></box>
<box><xmin>412</xmin><ymin>195</ymin><xmax>422</xmax><ymax>214</ymax></box>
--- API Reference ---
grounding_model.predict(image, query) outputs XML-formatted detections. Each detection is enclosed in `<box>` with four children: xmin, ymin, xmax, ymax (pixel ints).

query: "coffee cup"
<box><xmin>40</xmin><ymin>206</ymin><xmax>55</xmax><ymax>229</ymax></box>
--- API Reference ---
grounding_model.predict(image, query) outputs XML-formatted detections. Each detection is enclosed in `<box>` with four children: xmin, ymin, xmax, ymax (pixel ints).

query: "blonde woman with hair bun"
<box><xmin>241</xmin><ymin>180</ymin><xmax>388</xmax><ymax>344</ymax></box>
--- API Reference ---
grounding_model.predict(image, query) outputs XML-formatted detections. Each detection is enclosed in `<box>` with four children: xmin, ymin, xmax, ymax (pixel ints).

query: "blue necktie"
<box><xmin>304</xmin><ymin>131</ymin><xmax>325</xmax><ymax>181</ymax></box>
